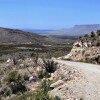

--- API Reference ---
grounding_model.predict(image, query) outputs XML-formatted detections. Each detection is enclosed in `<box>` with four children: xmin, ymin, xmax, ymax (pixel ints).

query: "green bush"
<box><xmin>96</xmin><ymin>42</ymin><xmax>100</xmax><ymax>46</ymax></box>
<box><xmin>14</xmin><ymin>80</ymin><xmax>59</xmax><ymax>100</ymax></box>
<box><xmin>97</xmin><ymin>33</ymin><xmax>100</xmax><ymax>36</ymax></box>
<box><xmin>97</xmin><ymin>30</ymin><xmax>100</xmax><ymax>36</ymax></box>
<box><xmin>13</xmin><ymin>58</ymin><xmax>18</xmax><ymax>65</ymax></box>
<box><xmin>41</xmin><ymin>79</ymin><xmax>51</xmax><ymax>92</ymax></box>
<box><xmin>2</xmin><ymin>87</ymin><xmax>12</xmax><ymax>96</ymax></box>
<box><xmin>37</xmin><ymin>71</ymin><xmax>51</xmax><ymax>79</ymax></box>
<box><xmin>43</xmin><ymin>60</ymin><xmax>58</xmax><ymax>73</ymax></box>
<box><xmin>25</xmin><ymin>80</ymin><xmax>51</xmax><ymax>99</ymax></box>
<box><xmin>24</xmin><ymin>73</ymin><xmax>29</xmax><ymax>81</ymax></box>
<box><xmin>16</xmin><ymin>91</ymin><xmax>53</xmax><ymax>100</ymax></box>
<box><xmin>7</xmin><ymin>71</ymin><xmax>21</xmax><ymax>83</ymax></box>
<box><xmin>17</xmin><ymin>91</ymin><xmax>61</xmax><ymax>100</ymax></box>
<box><xmin>10</xmin><ymin>81</ymin><xmax>26</xmax><ymax>94</ymax></box>
<box><xmin>91</xmin><ymin>31</ymin><xmax>95</xmax><ymax>37</ymax></box>
<box><xmin>54</xmin><ymin>96</ymin><xmax>61</xmax><ymax>100</ymax></box>
<box><xmin>7</xmin><ymin>71</ymin><xmax>29</xmax><ymax>83</ymax></box>
<box><xmin>6</xmin><ymin>71</ymin><xmax>27</xmax><ymax>94</ymax></box>
<box><xmin>84</xmin><ymin>34</ymin><xmax>89</xmax><ymax>37</ymax></box>
<box><xmin>34</xmin><ymin>90</ymin><xmax>52</xmax><ymax>100</ymax></box>
<box><xmin>12</xmin><ymin>80</ymin><xmax>61</xmax><ymax>100</ymax></box>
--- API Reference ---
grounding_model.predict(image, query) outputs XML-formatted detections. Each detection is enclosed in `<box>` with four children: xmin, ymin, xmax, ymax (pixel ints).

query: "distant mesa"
<box><xmin>25</xmin><ymin>24</ymin><xmax>100</xmax><ymax>36</ymax></box>
<box><xmin>48</xmin><ymin>24</ymin><xmax>100</xmax><ymax>36</ymax></box>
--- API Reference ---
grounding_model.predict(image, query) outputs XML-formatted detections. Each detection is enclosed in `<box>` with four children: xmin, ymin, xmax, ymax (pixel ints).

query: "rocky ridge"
<box><xmin>49</xmin><ymin>63</ymin><xmax>85</xmax><ymax>100</ymax></box>
<box><xmin>63</xmin><ymin>31</ymin><xmax>100</xmax><ymax>64</ymax></box>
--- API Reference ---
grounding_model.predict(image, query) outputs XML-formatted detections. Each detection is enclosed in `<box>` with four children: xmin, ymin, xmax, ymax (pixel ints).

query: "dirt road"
<box><xmin>55</xmin><ymin>60</ymin><xmax>100</xmax><ymax>100</ymax></box>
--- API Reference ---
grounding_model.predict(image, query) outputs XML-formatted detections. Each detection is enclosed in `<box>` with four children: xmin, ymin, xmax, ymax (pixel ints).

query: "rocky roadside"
<box><xmin>49</xmin><ymin>63</ymin><xmax>86</xmax><ymax>100</ymax></box>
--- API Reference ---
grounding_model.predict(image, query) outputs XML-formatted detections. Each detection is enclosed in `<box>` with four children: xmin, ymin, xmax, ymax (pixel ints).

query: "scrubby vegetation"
<box><xmin>0</xmin><ymin>43</ymin><xmax>73</xmax><ymax>60</ymax></box>
<box><xmin>0</xmin><ymin>71</ymin><xmax>29</xmax><ymax>98</ymax></box>
<box><xmin>43</xmin><ymin>60</ymin><xmax>58</xmax><ymax>73</ymax></box>
<box><xmin>68</xmin><ymin>30</ymin><xmax>100</xmax><ymax>64</ymax></box>
<box><xmin>9</xmin><ymin>79</ymin><xmax>60</xmax><ymax>100</ymax></box>
<box><xmin>0</xmin><ymin>38</ymin><xmax>72</xmax><ymax>99</ymax></box>
<box><xmin>0</xmin><ymin>50</ymin><xmax>60</xmax><ymax>100</ymax></box>
<box><xmin>37</xmin><ymin>60</ymin><xmax>58</xmax><ymax>79</ymax></box>
<box><xmin>37</xmin><ymin>71</ymin><xmax>51</xmax><ymax>79</ymax></box>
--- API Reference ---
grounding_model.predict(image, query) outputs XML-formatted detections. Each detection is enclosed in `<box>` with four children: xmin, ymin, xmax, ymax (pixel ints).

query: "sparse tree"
<box><xmin>97</xmin><ymin>30</ymin><xmax>100</xmax><ymax>36</ymax></box>
<box><xmin>97</xmin><ymin>30</ymin><xmax>100</xmax><ymax>33</ymax></box>
<box><xmin>84</xmin><ymin>34</ymin><xmax>89</xmax><ymax>37</ymax></box>
<box><xmin>91</xmin><ymin>31</ymin><xmax>95</xmax><ymax>37</ymax></box>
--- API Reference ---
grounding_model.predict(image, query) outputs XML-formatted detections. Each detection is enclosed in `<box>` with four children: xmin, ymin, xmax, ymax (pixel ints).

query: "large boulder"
<box><xmin>50</xmin><ymin>80</ymin><xmax>64</xmax><ymax>89</ymax></box>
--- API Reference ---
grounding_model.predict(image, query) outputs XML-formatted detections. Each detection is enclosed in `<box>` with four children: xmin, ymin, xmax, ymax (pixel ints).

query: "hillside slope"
<box><xmin>63</xmin><ymin>31</ymin><xmax>100</xmax><ymax>64</ymax></box>
<box><xmin>0</xmin><ymin>27</ymin><xmax>47</xmax><ymax>44</ymax></box>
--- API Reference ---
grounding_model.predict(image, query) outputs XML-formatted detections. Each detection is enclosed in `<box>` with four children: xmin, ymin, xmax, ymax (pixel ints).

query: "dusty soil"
<box><xmin>53</xmin><ymin>60</ymin><xmax>100</xmax><ymax>100</ymax></box>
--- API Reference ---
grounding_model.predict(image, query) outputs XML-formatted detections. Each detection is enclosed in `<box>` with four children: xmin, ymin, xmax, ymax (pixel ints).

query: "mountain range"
<box><xmin>0</xmin><ymin>24</ymin><xmax>100</xmax><ymax>44</ymax></box>
<box><xmin>0</xmin><ymin>27</ymin><xmax>73</xmax><ymax>44</ymax></box>
<box><xmin>24</xmin><ymin>24</ymin><xmax>100</xmax><ymax>36</ymax></box>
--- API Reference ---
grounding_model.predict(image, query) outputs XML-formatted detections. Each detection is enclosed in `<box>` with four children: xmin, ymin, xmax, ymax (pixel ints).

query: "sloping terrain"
<box><xmin>0</xmin><ymin>27</ymin><xmax>76</xmax><ymax>44</ymax></box>
<box><xmin>0</xmin><ymin>27</ymin><xmax>48</xmax><ymax>44</ymax></box>
<box><xmin>63</xmin><ymin>31</ymin><xmax>100</xmax><ymax>64</ymax></box>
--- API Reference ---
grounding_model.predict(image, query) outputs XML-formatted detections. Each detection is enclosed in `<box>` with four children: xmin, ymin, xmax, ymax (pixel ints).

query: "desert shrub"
<box><xmin>13</xmin><ymin>58</ymin><xmax>18</xmax><ymax>65</ymax></box>
<box><xmin>0</xmin><ymin>81</ymin><xmax>2</xmax><ymax>87</ymax></box>
<box><xmin>19</xmin><ymin>54</ymin><xmax>25</xmax><ymax>60</ymax></box>
<box><xmin>54</xmin><ymin>96</ymin><xmax>61</xmax><ymax>100</ymax></box>
<box><xmin>1</xmin><ymin>87</ymin><xmax>12</xmax><ymax>96</ymax></box>
<box><xmin>20</xmin><ymin>80</ymin><xmax>51</xmax><ymax>100</ymax></box>
<box><xmin>41</xmin><ymin>79</ymin><xmax>51</xmax><ymax>92</ymax></box>
<box><xmin>96</xmin><ymin>42</ymin><xmax>100</xmax><ymax>46</ymax></box>
<box><xmin>94</xmin><ymin>56</ymin><xmax>100</xmax><ymax>64</ymax></box>
<box><xmin>43</xmin><ymin>60</ymin><xmax>58</xmax><ymax>73</ymax></box>
<box><xmin>78</xmin><ymin>59</ymin><xmax>84</xmax><ymax>62</ymax></box>
<box><xmin>34</xmin><ymin>80</ymin><xmax>52</xmax><ymax>99</ymax></box>
<box><xmin>14</xmin><ymin>80</ymin><xmax>57</xmax><ymax>100</ymax></box>
<box><xmin>80</xmin><ymin>97</ymin><xmax>84</xmax><ymax>100</ymax></box>
<box><xmin>97</xmin><ymin>30</ymin><xmax>100</xmax><ymax>33</ymax></box>
<box><xmin>65</xmin><ymin>58</ymin><xmax>71</xmax><ymax>61</ymax></box>
<box><xmin>34</xmin><ymin>90</ymin><xmax>52</xmax><ymax>100</ymax></box>
<box><xmin>97</xmin><ymin>32</ymin><xmax>100</xmax><ymax>36</ymax></box>
<box><xmin>17</xmin><ymin>92</ymin><xmax>35</xmax><ymax>100</ymax></box>
<box><xmin>91</xmin><ymin>31</ymin><xmax>95</xmax><ymax>37</ymax></box>
<box><xmin>79</xmin><ymin>36</ymin><xmax>82</xmax><ymax>39</ymax></box>
<box><xmin>7</xmin><ymin>71</ymin><xmax>21</xmax><ymax>83</ymax></box>
<box><xmin>18</xmin><ymin>91</ymin><xmax>60</xmax><ymax>100</ymax></box>
<box><xmin>97</xmin><ymin>30</ymin><xmax>100</xmax><ymax>36</ymax></box>
<box><xmin>10</xmin><ymin>81</ymin><xmax>26</xmax><ymax>94</ymax></box>
<box><xmin>5</xmin><ymin>71</ymin><xmax>27</xmax><ymax>94</ymax></box>
<box><xmin>84</xmin><ymin>58</ymin><xmax>96</xmax><ymax>64</ymax></box>
<box><xmin>37</xmin><ymin>71</ymin><xmax>51</xmax><ymax>79</ymax></box>
<box><xmin>17</xmin><ymin>91</ymin><xmax>53</xmax><ymax>100</ymax></box>
<box><xmin>7</xmin><ymin>71</ymin><xmax>29</xmax><ymax>83</ymax></box>
<box><xmin>84</xmin><ymin>34</ymin><xmax>89</xmax><ymax>37</ymax></box>
<box><xmin>85</xmin><ymin>53</ymin><xmax>90</xmax><ymax>57</ymax></box>
<box><xmin>24</xmin><ymin>73</ymin><xmax>29</xmax><ymax>81</ymax></box>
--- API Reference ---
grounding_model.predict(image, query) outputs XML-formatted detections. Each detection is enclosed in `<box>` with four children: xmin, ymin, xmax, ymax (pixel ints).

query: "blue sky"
<box><xmin>0</xmin><ymin>0</ymin><xmax>100</xmax><ymax>29</ymax></box>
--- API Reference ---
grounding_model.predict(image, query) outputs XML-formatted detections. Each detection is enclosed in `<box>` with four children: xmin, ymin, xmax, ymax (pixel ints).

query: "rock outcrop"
<box><xmin>49</xmin><ymin>63</ymin><xmax>85</xmax><ymax>100</ymax></box>
<box><xmin>63</xmin><ymin>32</ymin><xmax>100</xmax><ymax>64</ymax></box>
